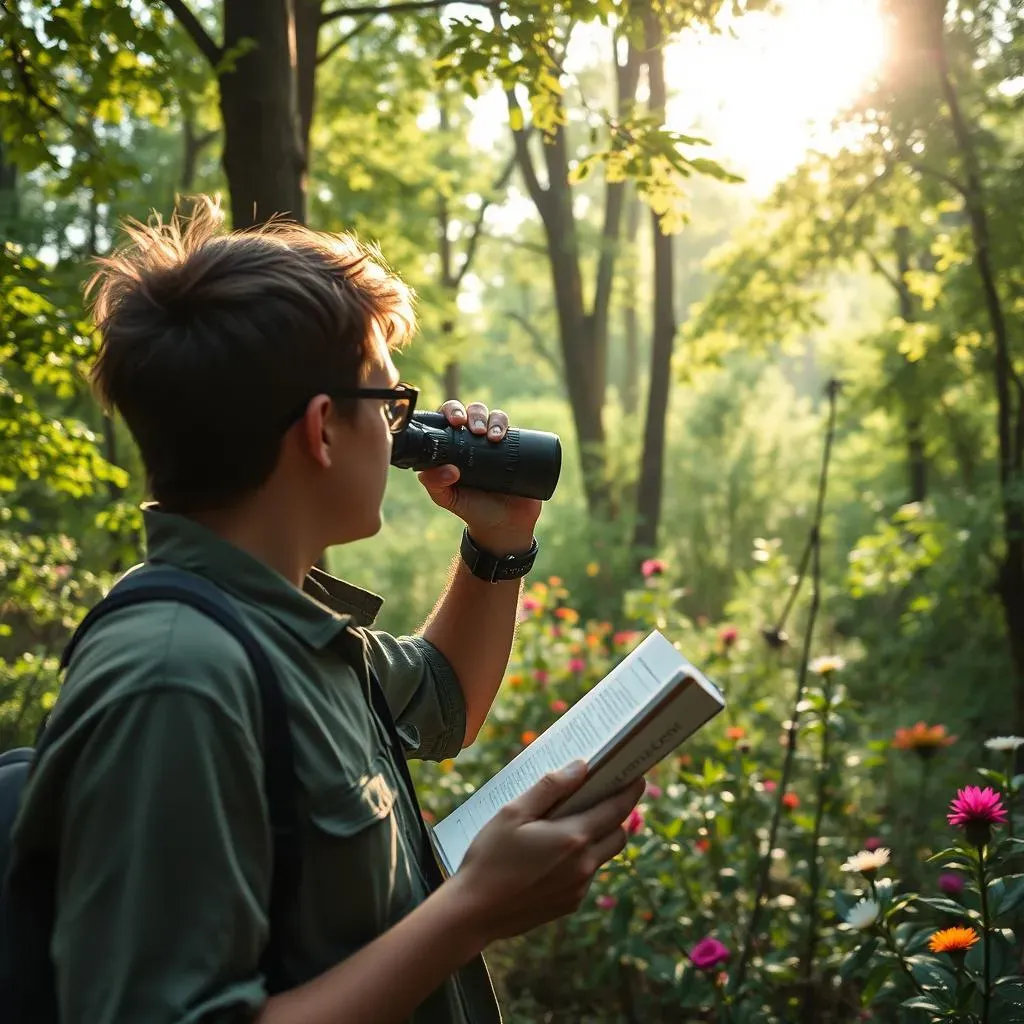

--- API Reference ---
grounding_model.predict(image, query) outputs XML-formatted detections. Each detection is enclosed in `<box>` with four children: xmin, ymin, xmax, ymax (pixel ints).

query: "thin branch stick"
<box><xmin>158</xmin><ymin>0</ymin><xmax>222</xmax><ymax>67</ymax></box>
<box><xmin>454</xmin><ymin>153</ymin><xmax>517</xmax><ymax>288</ymax></box>
<box><xmin>731</xmin><ymin>379</ymin><xmax>841</xmax><ymax>997</ymax></box>
<box><xmin>321</xmin><ymin>0</ymin><xmax>494</xmax><ymax>27</ymax></box>
<box><xmin>317</xmin><ymin>16</ymin><xmax>375</xmax><ymax>65</ymax></box>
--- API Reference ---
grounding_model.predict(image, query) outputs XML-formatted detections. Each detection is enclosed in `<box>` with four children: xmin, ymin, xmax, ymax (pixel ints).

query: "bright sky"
<box><xmin>457</xmin><ymin>0</ymin><xmax>887</xmax><ymax>196</ymax></box>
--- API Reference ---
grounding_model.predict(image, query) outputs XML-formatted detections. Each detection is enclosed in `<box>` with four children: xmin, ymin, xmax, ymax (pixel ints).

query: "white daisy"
<box><xmin>985</xmin><ymin>736</ymin><xmax>1024</xmax><ymax>753</ymax></box>
<box><xmin>841</xmin><ymin>848</ymin><xmax>891</xmax><ymax>875</ymax></box>
<box><xmin>845</xmin><ymin>898</ymin><xmax>881</xmax><ymax>931</ymax></box>
<box><xmin>810</xmin><ymin>655</ymin><xmax>846</xmax><ymax>675</ymax></box>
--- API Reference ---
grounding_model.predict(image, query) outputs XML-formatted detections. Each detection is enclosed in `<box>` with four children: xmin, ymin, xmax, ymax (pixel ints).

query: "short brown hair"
<box><xmin>87</xmin><ymin>195</ymin><xmax>415</xmax><ymax>512</ymax></box>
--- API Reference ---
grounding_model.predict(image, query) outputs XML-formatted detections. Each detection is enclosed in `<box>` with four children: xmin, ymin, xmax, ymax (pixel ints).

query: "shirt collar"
<box><xmin>140</xmin><ymin>505</ymin><xmax>384</xmax><ymax>648</ymax></box>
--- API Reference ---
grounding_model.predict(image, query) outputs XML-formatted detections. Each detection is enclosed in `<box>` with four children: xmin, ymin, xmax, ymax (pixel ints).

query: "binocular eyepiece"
<box><xmin>390</xmin><ymin>412</ymin><xmax>562</xmax><ymax>502</ymax></box>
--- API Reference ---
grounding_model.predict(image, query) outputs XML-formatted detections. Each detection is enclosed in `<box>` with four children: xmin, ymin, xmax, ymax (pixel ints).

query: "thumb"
<box><xmin>511</xmin><ymin>760</ymin><xmax>589</xmax><ymax>820</ymax></box>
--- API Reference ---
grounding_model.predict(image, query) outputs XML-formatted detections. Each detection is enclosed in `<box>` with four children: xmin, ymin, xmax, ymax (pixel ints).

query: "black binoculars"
<box><xmin>390</xmin><ymin>412</ymin><xmax>562</xmax><ymax>501</ymax></box>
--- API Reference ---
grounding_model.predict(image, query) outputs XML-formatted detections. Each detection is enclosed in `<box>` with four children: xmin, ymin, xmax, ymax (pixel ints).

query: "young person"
<box><xmin>8</xmin><ymin>197</ymin><xmax>643</xmax><ymax>1024</ymax></box>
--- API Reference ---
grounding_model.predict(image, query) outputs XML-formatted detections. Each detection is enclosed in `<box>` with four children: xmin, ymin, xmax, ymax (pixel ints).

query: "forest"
<box><xmin>3</xmin><ymin>0</ymin><xmax>1024</xmax><ymax>1020</ymax></box>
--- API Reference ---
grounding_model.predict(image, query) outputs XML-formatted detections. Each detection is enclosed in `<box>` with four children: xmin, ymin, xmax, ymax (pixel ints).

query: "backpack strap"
<box><xmin>57</xmin><ymin>567</ymin><xmax>300</xmax><ymax>993</ymax></box>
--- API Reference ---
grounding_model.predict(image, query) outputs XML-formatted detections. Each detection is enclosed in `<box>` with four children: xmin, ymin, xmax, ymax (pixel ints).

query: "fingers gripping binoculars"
<box><xmin>390</xmin><ymin>412</ymin><xmax>562</xmax><ymax>502</ymax></box>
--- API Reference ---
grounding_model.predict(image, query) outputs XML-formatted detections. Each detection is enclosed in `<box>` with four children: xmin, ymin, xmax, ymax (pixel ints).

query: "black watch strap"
<box><xmin>460</xmin><ymin>528</ymin><xmax>538</xmax><ymax>583</ymax></box>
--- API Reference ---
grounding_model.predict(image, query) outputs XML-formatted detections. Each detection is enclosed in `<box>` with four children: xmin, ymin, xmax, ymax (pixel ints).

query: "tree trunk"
<box><xmin>220</xmin><ymin>0</ymin><xmax>306</xmax><ymax>227</ymax></box>
<box><xmin>0</xmin><ymin>143</ymin><xmax>17</xmax><ymax>239</ymax></box>
<box><xmin>632</xmin><ymin>24</ymin><xmax>674</xmax><ymax>556</ymax></box>
<box><xmin>622</xmin><ymin>186</ymin><xmax>642</xmax><ymax>418</ymax></box>
<box><xmin>935</xmin><ymin>34</ymin><xmax>1024</xmax><ymax>733</ymax></box>
<box><xmin>507</xmin><ymin>40</ymin><xmax>640</xmax><ymax>521</ymax></box>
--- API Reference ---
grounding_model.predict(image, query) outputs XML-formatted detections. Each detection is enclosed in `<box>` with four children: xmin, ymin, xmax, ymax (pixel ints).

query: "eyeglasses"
<box><xmin>327</xmin><ymin>382</ymin><xmax>419</xmax><ymax>434</ymax></box>
<box><xmin>282</xmin><ymin>382</ymin><xmax>419</xmax><ymax>435</ymax></box>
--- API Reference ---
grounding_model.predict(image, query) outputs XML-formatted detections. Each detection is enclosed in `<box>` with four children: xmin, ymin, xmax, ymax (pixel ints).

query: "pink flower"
<box><xmin>550</xmin><ymin>699</ymin><xmax>568</xmax><ymax>713</ymax></box>
<box><xmin>521</xmin><ymin>597</ymin><xmax>540</xmax><ymax>612</ymax></box>
<box><xmin>938</xmin><ymin>872</ymin><xmax>965</xmax><ymax>896</ymax></box>
<box><xmin>864</xmin><ymin>837</ymin><xmax>883</xmax><ymax>852</ymax></box>
<box><xmin>533</xmin><ymin>669</ymin><xmax>549</xmax><ymax>685</ymax></box>
<box><xmin>719</xmin><ymin>626</ymin><xmax>738</xmax><ymax>648</ymax></box>
<box><xmin>641</xmin><ymin>558</ymin><xmax>667</xmax><ymax>578</ymax></box>
<box><xmin>613</xmin><ymin>630</ymin><xmax>641</xmax><ymax>646</ymax></box>
<box><xmin>625</xmin><ymin>807</ymin><xmax>645</xmax><ymax>835</ymax></box>
<box><xmin>596</xmin><ymin>894</ymin><xmax>617</xmax><ymax>910</ymax></box>
<box><xmin>948</xmin><ymin>785</ymin><xmax>1007</xmax><ymax>846</ymax></box>
<box><xmin>645</xmin><ymin>780</ymin><xmax>663</xmax><ymax>799</ymax></box>
<box><xmin>568</xmin><ymin>658</ymin><xmax>585</xmax><ymax>673</ymax></box>
<box><xmin>689</xmin><ymin>937</ymin><xmax>730</xmax><ymax>971</ymax></box>
<box><xmin>763</xmin><ymin>779</ymin><xmax>777</xmax><ymax>793</ymax></box>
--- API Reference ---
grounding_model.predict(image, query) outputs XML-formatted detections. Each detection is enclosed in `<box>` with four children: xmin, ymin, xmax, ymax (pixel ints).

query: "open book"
<box><xmin>431</xmin><ymin>630</ymin><xmax>725</xmax><ymax>875</ymax></box>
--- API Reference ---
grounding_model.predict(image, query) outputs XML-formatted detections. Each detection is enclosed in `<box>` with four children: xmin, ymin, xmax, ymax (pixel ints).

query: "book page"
<box><xmin>432</xmin><ymin>631</ymin><xmax>721</xmax><ymax>873</ymax></box>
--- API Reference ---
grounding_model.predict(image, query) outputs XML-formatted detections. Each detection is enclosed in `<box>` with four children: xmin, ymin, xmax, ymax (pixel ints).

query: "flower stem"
<box><xmin>1005</xmin><ymin>752</ymin><xmax>1015</xmax><ymax>839</ymax></box>
<box><xmin>799</xmin><ymin>675</ymin><xmax>835</xmax><ymax>1017</ymax></box>
<box><xmin>979</xmin><ymin>844</ymin><xmax>991</xmax><ymax>1024</ymax></box>
<box><xmin>881</xmin><ymin>923</ymin><xmax>926</xmax><ymax>997</ymax></box>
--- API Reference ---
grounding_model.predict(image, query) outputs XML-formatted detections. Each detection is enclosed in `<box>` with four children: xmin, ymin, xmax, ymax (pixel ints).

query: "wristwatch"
<box><xmin>460</xmin><ymin>528</ymin><xmax>538</xmax><ymax>583</ymax></box>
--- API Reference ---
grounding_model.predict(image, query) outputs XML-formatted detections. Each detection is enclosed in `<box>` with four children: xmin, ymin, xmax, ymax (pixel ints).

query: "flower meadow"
<box><xmin>412</xmin><ymin>563</ymin><xmax>1024</xmax><ymax>1023</ymax></box>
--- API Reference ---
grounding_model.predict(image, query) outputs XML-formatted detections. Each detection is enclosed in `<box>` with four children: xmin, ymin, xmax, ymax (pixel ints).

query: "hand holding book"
<box><xmin>444</xmin><ymin>765</ymin><xmax>646</xmax><ymax>943</ymax></box>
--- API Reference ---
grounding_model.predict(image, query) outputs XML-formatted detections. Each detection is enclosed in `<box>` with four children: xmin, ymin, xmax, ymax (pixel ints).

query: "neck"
<box><xmin>190</xmin><ymin>497</ymin><xmax>322</xmax><ymax>588</ymax></box>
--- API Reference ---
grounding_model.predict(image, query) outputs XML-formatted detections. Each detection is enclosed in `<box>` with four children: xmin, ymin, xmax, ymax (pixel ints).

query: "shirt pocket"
<box><xmin>300</xmin><ymin>760</ymin><xmax>420</xmax><ymax>954</ymax></box>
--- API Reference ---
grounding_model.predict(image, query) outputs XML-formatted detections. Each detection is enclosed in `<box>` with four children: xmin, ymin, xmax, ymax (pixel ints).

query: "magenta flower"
<box><xmin>550</xmin><ymin>699</ymin><xmax>568</xmax><ymax>714</ymax></box>
<box><xmin>938</xmin><ymin>872</ymin><xmax>965</xmax><ymax>896</ymax></box>
<box><xmin>948</xmin><ymin>785</ymin><xmax>1008</xmax><ymax>847</ymax></box>
<box><xmin>690</xmin><ymin>937</ymin><xmax>730</xmax><ymax>971</ymax></box>
<box><xmin>645</xmin><ymin>780</ymin><xmax>663</xmax><ymax>799</ymax></box>
<box><xmin>568</xmin><ymin>657</ymin><xmax>586</xmax><ymax>673</ymax></box>
<box><xmin>625</xmin><ymin>807</ymin><xmax>645</xmax><ymax>835</ymax></box>
<box><xmin>641</xmin><ymin>558</ymin><xmax>666</xmax><ymax>578</ymax></box>
<box><xmin>596</xmin><ymin>894</ymin><xmax>617</xmax><ymax>910</ymax></box>
<box><xmin>719</xmin><ymin>626</ymin><xmax>738</xmax><ymax>648</ymax></box>
<box><xmin>521</xmin><ymin>597</ymin><xmax>540</xmax><ymax>612</ymax></box>
<box><xmin>533</xmin><ymin>669</ymin><xmax>549</xmax><ymax>685</ymax></box>
<box><xmin>864</xmin><ymin>837</ymin><xmax>882</xmax><ymax>852</ymax></box>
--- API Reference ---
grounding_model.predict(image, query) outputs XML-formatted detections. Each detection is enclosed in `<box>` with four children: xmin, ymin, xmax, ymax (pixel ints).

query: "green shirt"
<box><xmin>13</xmin><ymin>508</ymin><xmax>501</xmax><ymax>1024</ymax></box>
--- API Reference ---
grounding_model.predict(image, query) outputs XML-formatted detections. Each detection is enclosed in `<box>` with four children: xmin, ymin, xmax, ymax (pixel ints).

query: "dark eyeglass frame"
<box><xmin>283</xmin><ymin>382</ymin><xmax>419</xmax><ymax>435</ymax></box>
<box><xmin>334</xmin><ymin>382</ymin><xmax>419</xmax><ymax>434</ymax></box>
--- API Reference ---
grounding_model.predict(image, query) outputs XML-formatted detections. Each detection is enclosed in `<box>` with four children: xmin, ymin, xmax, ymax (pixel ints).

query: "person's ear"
<box><xmin>298</xmin><ymin>394</ymin><xmax>335</xmax><ymax>468</ymax></box>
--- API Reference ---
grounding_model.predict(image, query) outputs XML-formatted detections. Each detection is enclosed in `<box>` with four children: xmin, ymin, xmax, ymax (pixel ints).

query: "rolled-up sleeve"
<box><xmin>54</xmin><ymin>688</ymin><xmax>270</xmax><ymax>1024</ymax></box>
<box><xmin>363</xmin><ymin>632</ymin><xmax>467</xmax><ymax>761</ymax></box>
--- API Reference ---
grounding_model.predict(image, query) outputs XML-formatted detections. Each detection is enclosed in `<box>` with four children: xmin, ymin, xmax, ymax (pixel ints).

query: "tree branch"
<box><xmin>590</xmin><ymin>38</ymin><xmax>641</xmax><ymax>328</ymax></box>
<box><xmin>506</xmin><ymin>91</ymin><xmax>547</xmax><ymax>209</ymax></box>
<box><xmin>454</xmin><ymin>152</ymin><xmax>517</xmax><ymax>288</ymax></box>
<box><xmin>507</xmin><ymin>311</ymin><xmax>560</xmax><ymax>372</ymax></box>
<box><xmin>158</xmin><ymin>0</ymin><xmax>222</xmax><ymax>68</ymax></box>
<box><xmin>317</xmin><ymin>16</ymin><xmax>375</xmax><ymax>65</ymax></box>
<box><xmin>862</xmin><ymin>245</ymin><xmax>902</xmax><ymax>295</ymax></box>
<box><xmin>321</xmin><ymin>0</ymin><xmax>493</xmax><ymax>27</ymax></box>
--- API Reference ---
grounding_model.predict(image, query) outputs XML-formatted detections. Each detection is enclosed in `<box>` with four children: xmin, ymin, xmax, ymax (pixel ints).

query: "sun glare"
<box><xmin>666</xmin><ymin>0</ymin><xmax>888</xmax><ymax>192</ymax></box>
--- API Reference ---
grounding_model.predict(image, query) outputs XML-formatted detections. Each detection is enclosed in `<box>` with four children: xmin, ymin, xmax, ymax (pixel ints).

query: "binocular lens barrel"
<box><xmin>390</xmin><ymin>412</ymin><xmax>562</xmax><ymax>502</ymax></box>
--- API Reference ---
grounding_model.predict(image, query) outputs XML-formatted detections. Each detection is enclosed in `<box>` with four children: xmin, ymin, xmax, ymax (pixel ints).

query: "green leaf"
<box><xmin>901</xmin><ymin>995</ymin><xmax>945</xmax><ymax>1013</ymax></box>
<box><xmin>840</xmin><ymin>937</ymin><xmax>878</xmax><ymax>980</ymax></box>
<box><xmin>914</xmin><ymin>896</ymin><xmax>976</xmax><ymax>918</ymax></box>
<box><xmin>990</xmin><ymin>873</ymin><xmax>1024</xmax><ymax>917</ymax></box>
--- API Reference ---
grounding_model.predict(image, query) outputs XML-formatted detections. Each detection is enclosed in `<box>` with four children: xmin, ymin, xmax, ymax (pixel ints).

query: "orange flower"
<box><xmin>892</xmin><ymin>722</ymin><xmax>957</xmax><ymax>754</ymax></box>
<box><xmin>521</xmin><ymin>730</ymin><xmax>538</xmax><ymax>745</ymax></box>
<box><xmin>726</xmin><ymin>726</ymin><xmax>746</xmax><ymax>741</ymax></box>
<box><xmin>507</xmin><ymin>673</ymin><xmax>524</xmax><ymax>688</ymax></box>
<box><xmin>586</xmin><ymin>633</ymin><xmax>601</xmax><ymax>648</ymax></box>
<box><xmin>639</xmin><ymin>909</ymin><xmax>654</xmax><ymax>921</ymax></box>
<box><xmin>586</xmin><ymin>562</ymin><xmax>600</xmax><ymax>577</ymax></box>
<box><xmin>555</xmin><ymin>607</ymin><xmax>580</xmax><ymax>624</ymax></box>
<box><xmin>695</xmin><ymin>838</ymin><xmax>710</xmax><ymax>854</ymax></box>
<box><xmin>421</xmin><ymin>809</ymin><xmax>435</xmax><ymax>823</ymax></box>
<box><xmin>548</xmin><ymin>576</ymin><xmax>563</xmax><ymax>586</ymax></box>
<box><xmin>678</xmin><ymin>753</ymin><xmax>693</xmax><ymax>767</ymax></box>
<box><xmin>928</xmin><ymin>926</ymin><xmax>979</xmax><ymax>954</ymax></box>
<box><xmin>783</xmin><ymin>792</ymin><xmax>800</xmax><ymax>810</ymax></box>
